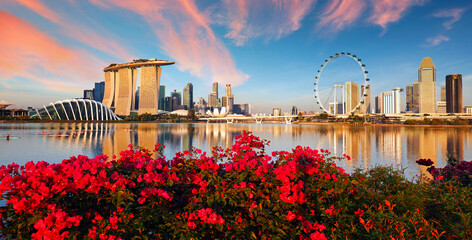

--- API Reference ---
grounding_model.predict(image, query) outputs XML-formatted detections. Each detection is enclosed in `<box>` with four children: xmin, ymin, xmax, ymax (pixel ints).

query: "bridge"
<box><xmin>199</xmin><ymin>115</ymin><xmax>299</xmax><ymax>124</ymax></box>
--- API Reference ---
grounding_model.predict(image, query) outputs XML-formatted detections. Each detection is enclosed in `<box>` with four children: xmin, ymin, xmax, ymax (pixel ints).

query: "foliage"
<box><xmin>1</xmin><ymin>132</ymin><xmax>472</xmax><ymax>239</ymax></box>
<box><xmin>404</xmin><ymin>118</ymin><xmax>470</xmax><ymax>125</ymax></box>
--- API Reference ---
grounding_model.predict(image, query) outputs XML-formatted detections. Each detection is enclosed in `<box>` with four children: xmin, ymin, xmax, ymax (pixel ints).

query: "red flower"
<box><xmin>286</xmin><ymin>211</ymin><xmax>296</xmax><ymax>221</ymax></box>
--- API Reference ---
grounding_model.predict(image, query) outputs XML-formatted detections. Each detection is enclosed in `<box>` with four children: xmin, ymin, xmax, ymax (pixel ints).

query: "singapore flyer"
<box><xmin>314</xmin><ymin>52</ymin><xmax>370</xmax><ymax>115</ymax></box>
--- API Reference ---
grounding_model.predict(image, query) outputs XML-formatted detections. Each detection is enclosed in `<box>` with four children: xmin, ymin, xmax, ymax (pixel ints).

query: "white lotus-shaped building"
<box><xmin>33</xmin><ymin>99</ymin><xmax>121</xmax><ymax>121</ymax></box>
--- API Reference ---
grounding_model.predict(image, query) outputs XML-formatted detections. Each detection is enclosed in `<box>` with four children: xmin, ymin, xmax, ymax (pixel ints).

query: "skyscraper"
<box><xmin>103</xmin><ymin>59</ymin><xmax>174</xmax><ymax>116</ymax></box>
<box><xmin>171</xmin><ymin>90</ymin><xmax>182</xmax><ymax>110</ymax></box>
<box><xmin>344</xmin><ymin>81</ymin><xmax>359</xmax><ymax>114</ymax></box>
<box><xmin>84</xmin><ymin>90</ymin><xmax>94</xmax><ymax>100</ymax></box>
<box><xmin>440</xmin><ymin>86</ymin><xmax>446</xmax><ymax>101</ymax></box>
<box><xmin>412</xmin><ymin>81</ymin><xmax>420</xmax><ymax>112</ymax></box>
<box><xmin>213</xmin><ymin>82</ymin><xmax>218</xmax><ymax>99</ymax></box>
<box><xmin>378</xmin><ymin>88</ymin><xmax>402</xmax><ymax>114</ymax></box>
<box><xmin>291</xmin><ymin>106</ymin><xmax>298</xmax><ymax>115</ymax></box>
<box><xmin>158</xmin><ymin>85</ymin><xmax>166</xmax><ymax>110</ymax></box>
<box><xmin>208</xmin><ymin>82</ymin><xmax>219</xmax><ymax>108</ymax></box>
<box><xmin>222</xmin><ymin>84</ymin><xmax>234</xmax><ymax>114</ymax></box>
<box><xmin>361</xmin><ymin>84</ymin><xmax>370</xmax><ymax>114</ymax></box>
<box><xmin>183</xmin><ymin>83</ymin><xmax>194</xmax><ymax>110</ymax></box>
<box><xmin>94</xmin><ymin>81</ymin><xmax>105</xmax><ymax>103</ymax></box>
<box><xmin>418</xmin><ymin>57</ymin><xmax>436</xmax><ymax>113</ymax></box>
<box><xmin>406</xmin><ymin>84</ymin><xmax>413</xmax><ymax>112</ymax></box>
<box><xmin>446</xmin><ymin>74</ymin><xmax>463</xmax><ymax>113</ymax></box>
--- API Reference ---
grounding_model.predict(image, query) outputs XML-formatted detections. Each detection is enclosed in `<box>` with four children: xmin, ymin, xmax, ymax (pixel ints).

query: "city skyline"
<box><xmin>0</xmin><ymin>1</ymin><xmax>471</xmax><ymax>113</ymax></box>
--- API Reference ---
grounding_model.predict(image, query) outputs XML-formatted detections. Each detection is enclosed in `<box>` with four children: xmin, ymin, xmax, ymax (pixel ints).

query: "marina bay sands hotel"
<box><xmin>102</xmin><ymin>59</ymin><xmax>174</xmax><ymax>116</ymax></box>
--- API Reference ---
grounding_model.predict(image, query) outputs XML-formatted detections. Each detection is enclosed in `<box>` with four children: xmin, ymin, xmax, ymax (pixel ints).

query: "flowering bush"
<box><xmin>1</xmin><ymin>131</ymin><xmax>471</xmax><ymax>239</ymax></box>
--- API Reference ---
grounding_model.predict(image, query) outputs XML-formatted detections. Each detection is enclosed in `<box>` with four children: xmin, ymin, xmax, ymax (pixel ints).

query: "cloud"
<box><xmin>89</xmin><ymin>0</ymin><xmax>249</xmax><ymax>86</ymax></box>
<box><xmin>9</xmin><ymin>0</ymin><xmax>132</xmax><ymax>60</ymax></box>
<box><xmin>423</xmin><ymin>34</ymin><xmax>449</xmax><ymax>47</ymax></box>
<box><xmin>369</xmin><ymin>0</ymin><xmax>426</xmax><ymax>31</ymax></box>
<box><xmin>221</xmin><ymin>0</ymin><xmax>317</xmax><ymax>46</ymax></box>
<box><xmin>317</xmin><ymin>0</ymin><xmax>366</xmax><ymax>32</ymax></box>
<box><xmin>433</xmin><ymin>7</ymin><xmax>468</xmax><ymax>30</ymax></box>
<box><xmin>0</xmin><ymin>10</ymin><xmax>103</xmax><ymax>92</ymax></box>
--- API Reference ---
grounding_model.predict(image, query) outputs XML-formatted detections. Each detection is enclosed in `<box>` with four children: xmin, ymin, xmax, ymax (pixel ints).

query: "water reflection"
<box><xmin>0</xmin><ymin>123</ymin><xmax>471</xmax><ymax>179</ymax></box>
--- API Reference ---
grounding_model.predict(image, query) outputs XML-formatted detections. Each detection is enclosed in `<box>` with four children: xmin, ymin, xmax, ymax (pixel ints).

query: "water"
<box><xmin>1</xmin><ymin>122</ymin><xmax>471</xmax><ymax>178</ymax></box>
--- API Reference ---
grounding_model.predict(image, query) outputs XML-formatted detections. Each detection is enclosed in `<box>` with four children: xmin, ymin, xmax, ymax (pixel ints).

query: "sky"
<box><xmin>0</xmin><ymin>0</ymin><xmax>471</xmax><ymax>114</ymax></box>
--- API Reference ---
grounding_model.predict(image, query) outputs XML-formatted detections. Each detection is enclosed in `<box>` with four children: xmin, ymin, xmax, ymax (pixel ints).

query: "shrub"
<box><xmin>1</xmin><ymin>132</ymin><xmax>471</xmax><ymax>239</ymax></box>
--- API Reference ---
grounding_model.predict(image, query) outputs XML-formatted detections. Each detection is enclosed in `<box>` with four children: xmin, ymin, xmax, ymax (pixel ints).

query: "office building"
<box><xmin>221</xmin><ymin>84</ymin><xmax>234</xmax><ymax>114</ymax></box>
<box><xmin>437</xmin><ymin>101</ymin><xmax>446</xmax><ymax>113</ymax></box>
<box><xmin>233</xmin><ymin>104</ymin><xmax>251</xmax><ymax>115</ymax></box>
<box><xmin>84</xmin><ymin>90</ymin><xmax>94</xmax><ymax>100</ymax></box>
<box><xmin>213</xmin><ymin>82</ymin><xmax>218</xmax><ymax>98</ymax></box>
<box><xmin>164</xmin><ymin>96</ymin><xmax>173</xmax><ymax>112</ymax></box>
<box><xmin>464</xmin><ymin>106</ymin><xmax>472</xmax><ymax>113</ymax></box>
<box><xmin>291</xmin><ymin>106</ymin><xmax>298</xmax><ymax>115</ymax></box>
<box><xmin>418</xmin><ymin>57</ymin><xmax>436</xmax><ymax>113</ymax></box>
<box><xmin>446</xmin><ymin>74</ymin><xmax>463</xmax><ymax>113</ymax></box>
<box><xmin>379</xmin><ymin>88</ymin><xmax>402</xmax><ymax>114</ymax></box>
<box><xmin>361</xmin><ymin>84</ymin><xmax>371</xmax><ymax>114</ymax></box>
<box><xmin>345</xmin><ymin>81</ymin><xmax>359</xmax><ymax>114</ymax></box>
<box><xmin>135</xmin><ymin>87</ymin><xmax>140</xmax><ymax>110</ymax></box>
<box><xmin>171</xmin><ymin>90</ymin><xmax>182</xmax><ymax>110</ymax></box>
<box><xmin>94</xmin><ymin>81</ymin><xmax>105</xmax><ymax>103</ymax></box>
<box><xmin>158</xmin><ymin>85</ymin><xmax>166</xmax><ymax>110</ymax></box>
<box><xmin>375</xmin><ymin>96</ymin><xmax>382</xmax><ymax>114</ymax></box>
<box><xmin>273</xmin><ymin>108</ymin><xmax>281</xmax><ymax>116</ymax></box>
<box><xmin>406</xmin><ymin>84</ymin><xmax>413</xmax><ymax>112</ymax></box>
<box><xmin>183</xmin><ymin>83</ymin><xmax>194</xmax><ymax>110</ymax></box>
<box><xmin>440</xmin><ymin>86</ymin><xmax>446</xmax><ymax>101</ymax></box>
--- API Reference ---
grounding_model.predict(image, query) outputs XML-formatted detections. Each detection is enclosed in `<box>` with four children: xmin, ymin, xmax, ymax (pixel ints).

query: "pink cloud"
<box><xmin>317</xmin><ymin>0</ymin><xmax>366</xmax><ymax>32</ymax></box>
<box><xmin>369</xmin><ymin>0</ymin><xmax>426</xmax><ymax>31</ymax></box>
<box><xmin>222</xmin><ymin>0</ymin><xmax>316</xmax><ymax>46</ymax></box>
<box><xmin>424</xmin><ymin>34</ymin><xmax>449</xmax><ymax>47</ymax></box>
<box><xmin>433</xmin><ymin>8</ymin><xmax>468</xmax><ymax>30</ymax></box>
<box><xmin>89</xmin><ymin>0</ymin><xmax>249</xmax><ymax>86</ymax></box>
<box><xmin>9</xmin><ymin>0</ymin><xmax>132</xmax><ymax>60</ymax></box>
<box><xmin>0</xmin><ymin>10</ymin><xmax>103</xmax><ymax>92</ymax></box>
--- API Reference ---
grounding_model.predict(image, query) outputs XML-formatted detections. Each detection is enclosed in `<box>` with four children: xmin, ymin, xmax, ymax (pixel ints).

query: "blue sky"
<box><xmin>0</xmin><ymin>0</ymin><xmax>471</xmax><ymax>113</ymax></box>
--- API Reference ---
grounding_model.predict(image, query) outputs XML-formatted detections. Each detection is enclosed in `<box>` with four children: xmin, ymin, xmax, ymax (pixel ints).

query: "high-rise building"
<box><xmin>273</xmin><ymin>108</ymin><xmax>281</xmax><ymax>116</ymax></box>
<box><xmin>208</xmin><ymin>93</ymin><xmax>217</xmax><ymax>108</ymax></box>
<box><xmin>102</xmin><ymin>59</ymin><xmax>174</xmax><ymax>116</ymax></box>
<box><xmin>375</xmin><ymin>96</ymin><xmax>382</xmax><ymax>114</ymax></box>
<box><xmin>183</xmin><ymin>83</ymin><xmax>194</xmax><ymax>110</ymax></box>
<box><xmin>164</xmin><ymin>96</ymin><xmax>173</xmax><ymax>111</ymax></box>
<box><xmin>171</xmin><ymin>90</ymin><xmax>182</xmax><ymax>110</ymax></box>
<box><xmin>361</xmin><ymin>84</ymin><xmax>371</xmax><ymax>114</ymax></box>
<box><xmin>446</xmin><ymin>74</ymin><xmax>463</xmax><ymax>113</ymax></box>
<box><xmin>412</xmin><ymin>81</ymin><xmax>420</xmax><ymax>112</ymax></box>
<box><xmin>440</xmin><ymin>86</ymin><xmax>446</xmax><ymax>101</ymax></box>
<box><xmin>115</xmin><ymin>67</ymin><xmax>138</xmax><ymax>116</ymax></box>
<box><xmin>418</xmin><ymin>57</ymin><xmax>436</xmax><ymax>113</ymax></box>
<box><xmin>158</xmin><ymin>85</ymin><xmax>166</xmax><ymax>110</ymax></box>
<box><xmin>135</xmin><ymin>87</ymin><xmax>140</xmax><ymax>110</ymax></box>
<box><xmin>84</xmin><ymin>90</ymin><xmax>94</xmax><ymax>100</ymax></box>
<box><xmin>221</xmin><ymin>84</ymin><xmax>234</xmax><ymax>114</ymax></box>
<box><xmin>94</xmin><ymin>81</ymin><xmax>105</xmax><ymax>103</ymax></box>
<box><xmin>379</xmin><ymin>88</ymin><xmax>402</xmax><ymax>114</ymax></box>
<box><xmin>437</xmin><ymin>101</ymin><xmax>447</xmax><ymax>113</ymax></box>
<box><xmin>406</xmin><ymin>84</ymin><xmax>413</xmax><ymax>112</ymax></box>
<box><xmin>291</xmin><ymin>106</ymin><xmax>298</xmax><ymax>115</ymax></box>
<box><xmin>213</xmin><ymin>82</ymin><xmax>218</xmax><ymax>99</ymax></box>
<box><xmin>344</xmin><ymin>81</ymin><xmax>359</xmax><ymax>114</ymax></box>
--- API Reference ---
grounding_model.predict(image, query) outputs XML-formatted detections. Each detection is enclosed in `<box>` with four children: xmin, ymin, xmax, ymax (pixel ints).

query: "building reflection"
<box><xmin>30</xmin><ymin>123</ymin><xmax>467</xmax><ymax>176</ymax></box>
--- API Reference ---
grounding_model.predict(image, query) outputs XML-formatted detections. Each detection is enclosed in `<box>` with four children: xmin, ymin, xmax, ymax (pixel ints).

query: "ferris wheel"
<box><xmin>314</xmin><ymin>52</ymin><xmax>370</xmax><ymax>115</ymax></box>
